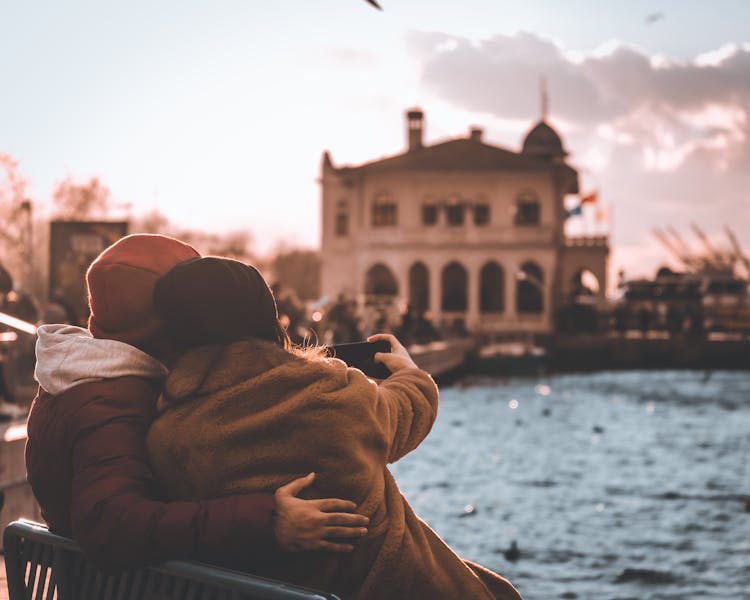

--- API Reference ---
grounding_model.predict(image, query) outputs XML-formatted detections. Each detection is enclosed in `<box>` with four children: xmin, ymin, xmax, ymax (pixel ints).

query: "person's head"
<box><xmin>86</xmin><ymin>233</ymin><xmax>200</xmax><ymax>359</ymax></box>
<box><xmin>153</xmin><ymin>256</ymin><xmax>290</xmax><ymax>350</ymax></box>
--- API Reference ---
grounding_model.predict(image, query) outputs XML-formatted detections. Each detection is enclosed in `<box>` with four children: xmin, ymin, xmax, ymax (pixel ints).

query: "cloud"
<box><xmin>409</xmin><ymin>31</ymin><xmax>602</xmax><ymax>121</ymax></box>
<box><xmin>408</xmin><ymin>31</ymin><xmax>750</xmax><ymax>278</ymax></box>
<box><xmin>410</xmin><ymin>32</ymin><xmax>750</xmax><ymax>121</ymax></box>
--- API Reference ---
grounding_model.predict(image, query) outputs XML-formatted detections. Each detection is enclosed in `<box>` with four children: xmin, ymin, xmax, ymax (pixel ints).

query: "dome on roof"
<box><xmin>522</xmin><ymin>120</ymin><xmax>567</xmax><ymax>157</ymax></box>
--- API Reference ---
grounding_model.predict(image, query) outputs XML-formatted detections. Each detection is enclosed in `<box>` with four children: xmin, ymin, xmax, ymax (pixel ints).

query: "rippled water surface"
<box><xmin>390</xmin><ymin>370</ymin><xmax>750</xmax><ymax>599</ymax></box>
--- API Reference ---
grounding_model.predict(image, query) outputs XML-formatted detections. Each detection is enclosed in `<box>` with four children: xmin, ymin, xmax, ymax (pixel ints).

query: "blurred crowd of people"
<box><xmin>273</xmin><ymin>287</ymin><xmax>441</xmax><ymax>349</ymax></box>
<box><xmin>0</xmin><ymin>255</ymin><xmax>447</xmax><ymax>417</ymax></box>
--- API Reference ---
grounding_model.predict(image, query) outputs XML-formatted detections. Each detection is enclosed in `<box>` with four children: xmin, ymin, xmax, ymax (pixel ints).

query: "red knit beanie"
<box><xmin>86</xmin><ymin>234</ymin><xmax>200</xmax><ymax>345</ymax></box>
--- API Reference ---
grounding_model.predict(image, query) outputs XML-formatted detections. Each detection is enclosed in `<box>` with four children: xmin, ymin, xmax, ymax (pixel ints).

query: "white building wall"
<box><xmin>321</xmin><ymin>164</ymin><xmax>569</xmax><ymax>334</ymax></box>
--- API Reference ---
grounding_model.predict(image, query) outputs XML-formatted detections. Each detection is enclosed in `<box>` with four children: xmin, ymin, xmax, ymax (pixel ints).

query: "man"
<box><xmin>26</xmin><ymin>234</ymin><xmax>368</xmax><ymax>572</ymax></box>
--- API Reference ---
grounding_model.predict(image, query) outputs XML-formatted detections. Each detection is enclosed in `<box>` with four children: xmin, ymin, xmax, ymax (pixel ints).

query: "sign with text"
<box><xmin>49</xmin><ymin>221</ymin><xmax>128</xmax><ymax>326</ymax></box>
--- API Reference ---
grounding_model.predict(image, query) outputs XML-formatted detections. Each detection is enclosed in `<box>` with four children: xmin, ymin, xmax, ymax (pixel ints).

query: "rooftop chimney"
<box><xmin>469</xmin><ymin>127</ymin><xmax>483</xmax><ymax>142</ymax></box>
<box><xmin>406</xmin><ymin>109</ymin><xmax>424</xmax><ymax>151</ymax></box>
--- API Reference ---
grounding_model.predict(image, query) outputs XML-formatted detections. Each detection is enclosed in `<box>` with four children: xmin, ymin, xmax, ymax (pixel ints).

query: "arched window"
<box><xmin>514</xmin><ymin>190</ymin><xmax>540</xmax><ymax>226</ymax></box>
<box><xmin>371</xmin><ymin>192</ymin><xmax>397</xmax><ymax>227</ymax></box>
<box><xmin>480</xmin><ymin>261</ymin><xmax>504</xmax><ymax>313</ymax></box>
<box><xmin>335</xmin><ymin>199</ymin><xmax>349</xmax><ymax>236</ymax></box>
<box><xmin>516</xmin><ymin>261</ymin><xmax>544</xmax><ymax>314</ymax></box>
<box><xmin>408</xmin><ymin>262</ymin><xmax>429</xmax><ymax>314</ymax></box>
<box><xmin>569</xmin><ymin>268</ymin><xmax>600</xmax><ymax>303</ymax></box>
<box><xmin>572</xmin><ymin>269</ymin><xmax>600</xmax><ymax>295</ymax></box>
<box><xmin>365</xmin><ymin>263</ymin><xmax>398</xmax><ymax>296</ymax></box>
<box><xmin>441</xmin><ymin>262</ymin><xmax>468</xmax><ymax>311</ymax></box>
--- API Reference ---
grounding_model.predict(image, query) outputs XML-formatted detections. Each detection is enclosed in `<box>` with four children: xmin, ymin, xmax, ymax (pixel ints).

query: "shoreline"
<box><xmin>411</xmin><ymin>334</ymin><xmax>750</xmax><ymax>381</ymax></box>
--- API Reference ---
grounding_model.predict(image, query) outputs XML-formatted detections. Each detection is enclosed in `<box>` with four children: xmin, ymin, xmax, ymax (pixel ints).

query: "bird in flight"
<box><xmin>645</xmin><ymin>12</ymin><xmax>664</xmax><ymax>24</ymax></box>
<box><xmin>365</xmin><ymin>0</ymin><xmax>383</xmax><ymax>9</ymax></box>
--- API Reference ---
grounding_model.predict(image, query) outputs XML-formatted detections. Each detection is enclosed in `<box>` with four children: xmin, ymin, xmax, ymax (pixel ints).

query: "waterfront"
<box><xmin>391</xmin><ymin>370</ymin><xmax>750</xmax><ymax>599</ymax></box>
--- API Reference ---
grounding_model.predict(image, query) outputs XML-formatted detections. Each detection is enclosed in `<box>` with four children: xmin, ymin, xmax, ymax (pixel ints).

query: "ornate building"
<box><xmin>319</xmin><ymin>109</ymin><xmax>608</xmax><ymax>335</ymax></box>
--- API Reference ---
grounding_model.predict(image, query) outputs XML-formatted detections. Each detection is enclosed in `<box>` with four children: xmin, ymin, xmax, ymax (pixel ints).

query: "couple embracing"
<box><xmin>27</xmin><ymin>233</ymin><xmax>522</xmax><ymax>600</ymax></box>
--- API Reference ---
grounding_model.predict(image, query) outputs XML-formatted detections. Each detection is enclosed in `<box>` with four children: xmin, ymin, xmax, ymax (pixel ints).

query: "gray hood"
<box><xmin>34</xmin><ymin>324</ymin><xmax>168</xmax><ymax>396</ymax></box>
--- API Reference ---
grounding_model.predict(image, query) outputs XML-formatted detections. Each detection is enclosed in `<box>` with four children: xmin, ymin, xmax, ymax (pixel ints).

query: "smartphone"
<box><xmin>327</xmin><ymin>339</ymin><xmax>391</xmax><ymax>379</ymax></box>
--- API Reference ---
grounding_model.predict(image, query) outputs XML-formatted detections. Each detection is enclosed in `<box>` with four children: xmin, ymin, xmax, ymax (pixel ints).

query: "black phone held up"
<box><xmin>327</xmin><ymin>339</ymin><xmax>392</xmax><ymax>379</ymax></box>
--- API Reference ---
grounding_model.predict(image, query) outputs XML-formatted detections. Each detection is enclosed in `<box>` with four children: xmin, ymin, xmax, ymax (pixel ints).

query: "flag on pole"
<box><xmin>581</xmin><ymin>191</ymin><xmax>598</xmax><ymax>204</ymax></box>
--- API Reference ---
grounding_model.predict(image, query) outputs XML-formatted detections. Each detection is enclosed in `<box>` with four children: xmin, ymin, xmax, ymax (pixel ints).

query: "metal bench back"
<box><xmin>3</xmin><ymin>520</ymin><xmax>340</xmax><ymax>600</ymax></box>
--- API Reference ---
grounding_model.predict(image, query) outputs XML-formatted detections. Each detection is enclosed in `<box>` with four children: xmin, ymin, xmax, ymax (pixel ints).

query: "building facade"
<box><xmin>320</xmin><ymin>109</ymin><xmax>608</xmax><ymax>335</ymax></box>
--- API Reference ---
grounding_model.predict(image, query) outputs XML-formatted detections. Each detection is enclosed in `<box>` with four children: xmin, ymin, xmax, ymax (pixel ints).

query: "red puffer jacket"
<box><xmin>25</xmin><ymin>374</ymin><xmax>278</xmax><ymax>573</ymax></box>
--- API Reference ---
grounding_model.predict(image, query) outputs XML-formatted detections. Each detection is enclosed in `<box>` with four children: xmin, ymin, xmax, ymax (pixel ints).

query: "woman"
<box><xmin>147</xmin><ymin>256</ymin><xmax>522</xmax><ymax>600</ymax></box>
<box><xmin>27</xmin><ymin>235</ymin><xmax>368</xmax><ymax>573</ymax></box>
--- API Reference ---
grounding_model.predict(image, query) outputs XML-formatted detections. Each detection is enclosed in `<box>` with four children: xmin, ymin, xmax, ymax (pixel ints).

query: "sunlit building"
<box><xmin>319</xmin><ymin>108</ymin><xmax>608</xmax><ymax>335</ymax></box>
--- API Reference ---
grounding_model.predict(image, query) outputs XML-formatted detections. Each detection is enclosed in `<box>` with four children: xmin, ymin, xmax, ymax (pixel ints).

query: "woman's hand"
<box><xmin>368</xmin><ymin>333</ymin><xmax>419</xmax><ymax>373</ymax></box>
<box><xmin>273</xmin><ymin>473</ymin><xmax>369</xmax><ymax>552</ymax></box>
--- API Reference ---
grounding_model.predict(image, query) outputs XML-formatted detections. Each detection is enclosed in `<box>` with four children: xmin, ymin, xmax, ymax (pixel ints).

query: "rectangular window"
<box><xmin>473</xmin><ymin>204</ymin><xmax>490</xmax><ymax>226</ymax></box>
<box><xmin>385</xmin><ymin>204</ymin><xmax>397</xmax><ymax>225</ymax></box>
<box><xmin>335</xmin><ymin>213</ymin><xmax>348</xmax><ymax>236</ymax></box>
<box><xmin>372</xmin><ymin>203</ymin><xmax>397</xmax><ymax>227</ymax></box>
<box><xmin>515</xmin><ymin>201</ymin><xmax>540</xmax><ymax>226</ymax></box>
<box><xmin>446</xmin><ymin>204</ymin><xmax>464</xmax><ymax>226</ymax></box>
<box><xmin>422</xmin><ymin>204</ymin><xmax>438</xmax><ymax>225</ymax></box>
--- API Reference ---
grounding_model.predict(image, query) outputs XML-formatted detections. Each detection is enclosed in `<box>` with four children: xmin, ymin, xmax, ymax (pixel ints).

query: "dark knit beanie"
<box><xmin>86</xmin><ymin>234</ymin><xmax>200</xmax><ymax>345</ymax></box>
<box><xmin>153</xmin><ymin>257</ymin><xmax>279</xmax><ymax>346</ymax></box>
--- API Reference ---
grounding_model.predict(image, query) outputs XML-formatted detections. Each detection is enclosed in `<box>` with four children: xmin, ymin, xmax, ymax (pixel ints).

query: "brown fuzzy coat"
<box><xmin>147</xmin><ymin>339</ymin><xmax>522</xmax><ymax>600</ymax></box>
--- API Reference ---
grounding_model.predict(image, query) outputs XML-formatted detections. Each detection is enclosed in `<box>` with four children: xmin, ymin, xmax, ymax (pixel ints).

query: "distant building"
<box><xmin>319</xmin><ymin>108</ymin><xmax>608</xmax><ymax>335</ymax></box>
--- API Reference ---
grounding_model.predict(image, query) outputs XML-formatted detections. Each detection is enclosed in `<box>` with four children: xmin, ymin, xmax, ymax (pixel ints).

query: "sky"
<box><xmin>1</xmin><ymin>0</ymin><xmax>749</xmax><ymax>285</ymax></box>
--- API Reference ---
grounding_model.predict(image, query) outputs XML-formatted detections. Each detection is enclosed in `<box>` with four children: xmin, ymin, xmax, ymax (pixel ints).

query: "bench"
<box><xmin>3</xmin><ymin>520</ymin><xmax>341</xmax><ymax>600</ymax></box>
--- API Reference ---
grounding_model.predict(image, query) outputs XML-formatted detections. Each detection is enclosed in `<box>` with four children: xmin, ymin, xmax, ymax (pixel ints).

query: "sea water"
<box><xmin>390</xmin><ymin>370</ymin><xmax>750</xmax><ymax>599</ymax></box>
